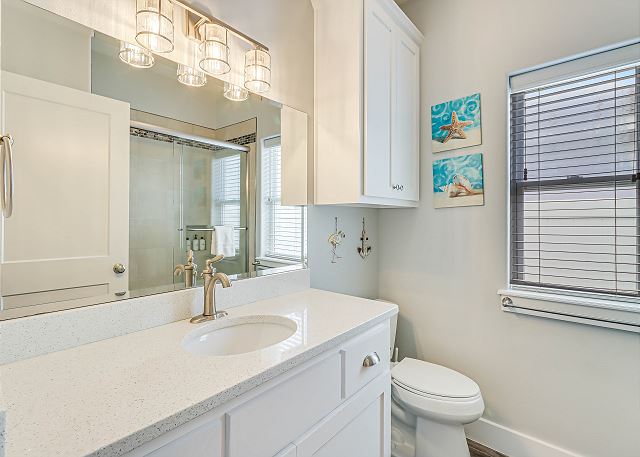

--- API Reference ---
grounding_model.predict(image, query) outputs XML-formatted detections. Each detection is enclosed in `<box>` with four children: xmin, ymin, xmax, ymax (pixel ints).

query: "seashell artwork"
<box><xmin>433</xmin><ymin>153</ymin><xmax>484</xmax><ymax>208</ymax></box>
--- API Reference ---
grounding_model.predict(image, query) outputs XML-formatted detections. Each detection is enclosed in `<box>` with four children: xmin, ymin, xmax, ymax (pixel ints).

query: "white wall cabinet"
<box><xmin>313</xmin><ymin>0</ymin><xmax>422</xmax><ymax>207</ymax></box>
<box><xmin>125</xmin><ymin>322</ymin><xmax>392</xmax><ymax>457</ymax></box>
<box><xmin>0</xmin><ymin>71</ymin><xmax>130</xmax><ymax>313</ymax></box>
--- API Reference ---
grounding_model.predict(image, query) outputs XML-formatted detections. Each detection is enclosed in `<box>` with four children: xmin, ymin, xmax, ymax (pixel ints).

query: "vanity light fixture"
<box><xmin>177</xmin><ymin>64</ymin><xmax>207</xmax><ymax>87</ymax></box>
<box><xmin>178</xmin><ymin>40</ymin><xmax>207</xmax><ymax>87</ymax></box>
<box><xmin>244</xmin><ymin>48</ymin><xmax>271</xmax><ymax>93</ymax></box>
<box><xmin>118</xmin><ymin>41</ymin><xmax>155</xmax><ymax>68</ymax></box>
<box><xmin>135</xmin><ymin>0</ymin><xmax>174</xmax><ymax>53</ymax></box>
<box><xmin>223</xmin><ymin>82</ymin><xmax>249</xmax><ymax>101</ymax></box>
<box><xmin>198</xmin><ymin>22</ymin><xmax>231</xmax><ymax>75</ymax></box>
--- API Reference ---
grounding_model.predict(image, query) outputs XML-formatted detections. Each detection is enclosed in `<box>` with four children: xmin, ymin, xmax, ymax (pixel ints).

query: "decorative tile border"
<box><xmin>130</xmin><ymin>127</ymin><xmax>256</xmax><ymax>150</ymax></box>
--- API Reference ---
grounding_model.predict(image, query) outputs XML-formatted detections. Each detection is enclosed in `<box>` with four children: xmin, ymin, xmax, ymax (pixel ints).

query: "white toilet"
<box><xmin>389</xmin><ymin>316</ymin><xmax>484</xmax><ymax>457</ymax></box>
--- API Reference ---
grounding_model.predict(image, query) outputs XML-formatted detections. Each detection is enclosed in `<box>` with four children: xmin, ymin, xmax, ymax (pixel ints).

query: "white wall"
<box><xmin>308</xmin><ymin>206</ymin><xmax>379</xmax><ymax>299</ymax></box>
<box><xmin>379</xmin><ymin>1</ymin><xmax>640</xmax><ymax>456</ymax></box>
<box><xmin>1</xmin><ymin>0</ymin><xmax>91</xmax><ymax>91</ymax></box>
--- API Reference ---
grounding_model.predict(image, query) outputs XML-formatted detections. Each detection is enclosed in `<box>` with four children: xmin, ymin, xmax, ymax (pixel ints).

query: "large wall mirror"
<box><xmin>0</xmin><ymin>0</ymin><xmax>308</xmax><ymax>320</ymax></box>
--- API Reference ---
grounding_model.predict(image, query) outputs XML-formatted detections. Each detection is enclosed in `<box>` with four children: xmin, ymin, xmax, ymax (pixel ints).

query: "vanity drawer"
<box><xmin>342</xmin><ymin>323</ymin><xmax>390</xmax><ymax>398</ymax></box>
<box><xmin>226</xmin><ymin>352</ymin><xmax>342</xmax><ymax>457</ymax></box>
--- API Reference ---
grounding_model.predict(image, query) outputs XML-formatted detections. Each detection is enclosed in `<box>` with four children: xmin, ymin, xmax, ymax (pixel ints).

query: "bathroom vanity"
<box><xmin>0</xmin><ymin>286</ymin><xmax>397</xmax><ymax>457</ymax></box>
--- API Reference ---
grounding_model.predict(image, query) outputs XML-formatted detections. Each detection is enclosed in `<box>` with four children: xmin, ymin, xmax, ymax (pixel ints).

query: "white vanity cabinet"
<box><xmin>312</xmin><ymin>0</ymin><xmax>422</xmax><ymax>207</ymax></box>
<box><xmin>125</xmin><ymin>322</ymin><xmax>391</xmax><ymax>457</ymax></box>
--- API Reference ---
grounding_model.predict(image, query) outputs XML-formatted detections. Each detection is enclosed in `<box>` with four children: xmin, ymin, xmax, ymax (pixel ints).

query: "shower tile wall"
<box><xmin>129</xmin><ymin>135</ymin><xmax>179</xmax><ymax>292</ymax></box>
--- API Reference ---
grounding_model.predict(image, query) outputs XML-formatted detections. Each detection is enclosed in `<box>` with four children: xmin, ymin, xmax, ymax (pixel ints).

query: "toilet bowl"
<box><xmin>390</xmin><ymin>358</ymin><xmax>484</xmax><ymax>457</ymax></box>
<box><xmin>381</xmin><ymin>303</ymin><xmax>484</xmax><ymax>457</ymax></box>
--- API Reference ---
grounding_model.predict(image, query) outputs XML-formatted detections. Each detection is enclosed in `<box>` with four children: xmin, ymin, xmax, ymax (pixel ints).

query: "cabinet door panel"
<box><xmin>226</xmin><ymin>353</ymin><xmax>342</xmax><ymax>457</ymax></box>
<box><xmin>363</xmin><ymin>0</ymin><xmax>393</xmax><ymax>199</ymax></box>
<box><xmin>0</xmin><ymin>71</ymin><xmax>129</xmax><ymax>308</ymax></box>
<box><xmin>392</xmin><ymin>29</ymin><xmax>420</xmax><ymax>201</ymax></box>
<box><xmin>296</xmin><ymin>373</ymin><xmax>390</xmax><ymax>457</ymax></box>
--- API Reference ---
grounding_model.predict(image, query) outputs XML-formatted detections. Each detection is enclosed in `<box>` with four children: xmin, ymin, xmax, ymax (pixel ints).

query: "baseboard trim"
<box><xmin>465</xmin><ymin>418</ymin><xmax>582</xmax><ymax>457</ymax></box>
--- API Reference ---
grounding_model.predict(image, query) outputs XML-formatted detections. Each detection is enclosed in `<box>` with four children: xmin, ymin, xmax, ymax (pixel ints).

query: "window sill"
<box><xmin>498</xmin><ymin>288</ymin><xmax>640</xmax><ymax>333</ymax></box>
<box><xmin>256</xmin><ymin>256</ymin><xmax>302</xmax><ymax>268</ymax></box>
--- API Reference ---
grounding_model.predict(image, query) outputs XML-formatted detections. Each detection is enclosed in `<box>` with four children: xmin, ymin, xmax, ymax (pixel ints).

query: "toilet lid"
<box><xmin>391</xmin><ymin>358</ymin><xmax>480</xmax><ymax>399</ymax></box>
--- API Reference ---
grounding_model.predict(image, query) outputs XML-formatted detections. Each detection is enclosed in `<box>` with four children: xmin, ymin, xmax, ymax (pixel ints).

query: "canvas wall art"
<box><xmin>433</xmin><ymin>153</ymin><xmax>484</xmax><ymax>208</ymax></box>
<box><xmin>431</xmin><ymin>93</ymin><xmax>482</xmax><ymax>153</ymax></box>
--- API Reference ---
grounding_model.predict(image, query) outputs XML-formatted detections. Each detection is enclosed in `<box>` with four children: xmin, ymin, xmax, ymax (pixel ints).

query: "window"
<box><xmin>261</xmin><ymin>136</ymin><xmax>307</xmax><ymax>262</ymax></box>
<box><xmin>212</xmin><ymin>152</ymin><xmax>241</xmax><ymax>253</ymax></box>
<box><xmin>509</xmin><ymin>46</ymin><xmax>640</xmax><ymax>300</ymax></box>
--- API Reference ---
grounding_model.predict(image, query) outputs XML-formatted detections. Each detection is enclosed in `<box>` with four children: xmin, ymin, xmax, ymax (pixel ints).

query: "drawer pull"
<box><xmin>362</xmin><ymin>352</ymin><xmax>380</xmax><ymax>368</ymax></box>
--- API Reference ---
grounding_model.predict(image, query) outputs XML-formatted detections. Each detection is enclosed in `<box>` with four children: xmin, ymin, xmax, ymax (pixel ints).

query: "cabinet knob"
<box><xmin>392</xmin><ymin>184</ymin><xmax>404</xmax><ymax>191</ymax></box>
<box><xmin>113</xmin><ymin>263</ymin><xmax>126</xmax><ymax>274</ymax></box>
<box><xmin>362</xmin><ymin>352</ymin><xmax>381</xmax><ymax>368</ymax></box>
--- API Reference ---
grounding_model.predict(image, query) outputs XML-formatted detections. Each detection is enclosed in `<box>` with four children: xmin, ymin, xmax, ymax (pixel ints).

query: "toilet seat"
<box><xmin>391</xmin><ymin>358</ymin><xmax>484</xmax><ymax>424</ymax></box>
<box><xmin>392</xmin><ymin>357</ymin><xmax>480</xmax><ymax>399</ymax></box>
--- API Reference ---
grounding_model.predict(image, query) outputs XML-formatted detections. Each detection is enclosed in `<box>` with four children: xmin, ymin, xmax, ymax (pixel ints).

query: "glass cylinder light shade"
<box><xmin>198</xmin><ymin>23</ymin><xmax>230</xmax><ymax>75</ymax></box>
<box><xmin>177</xmin><ymin>41</ymin><xmax>207</xmax><ymax>87</ymax></box>
<box><xmin>224</xmin><ymin>82</ymin><xmax>249</xmax><ymax>101</ymax></box>
<box><xmin>135</xmin><ymin>0</ymin><xmax>174</xmax><ymax>53</ymax></box>
<box><xmin>177</xmin><ymin>64</ymin><xmax>207</xmax><ymax>87</ymax></box>
<box><xmin>118</xmin><ymin>41</ymin><xmax>154</xmax><ymax>68</ymax></box>
<box><xmin>244</xmin><ymin>49</ymin><xmax>271</xmax><ymax>93</ymax></box>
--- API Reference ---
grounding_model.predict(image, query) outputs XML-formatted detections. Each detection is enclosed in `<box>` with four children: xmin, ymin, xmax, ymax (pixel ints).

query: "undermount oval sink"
<box><xmin>182</xmin><ymin>315</ymin><xmax>297</xmax><ymax>356</ymax></box>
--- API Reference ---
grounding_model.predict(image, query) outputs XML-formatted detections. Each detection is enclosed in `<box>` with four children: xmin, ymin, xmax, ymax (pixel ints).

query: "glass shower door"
<box><xmin>181</xmin><ymin>145</ymin><xmax>249</xmax><ymax>277</ymax></box>
<box><xmin>129</xmin><ymin>133</ymin><xmax>180</xmax><ymax>293</ymax></box>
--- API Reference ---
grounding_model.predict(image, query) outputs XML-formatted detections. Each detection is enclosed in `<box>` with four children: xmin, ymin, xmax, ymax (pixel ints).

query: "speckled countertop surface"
<box><xmin>0</xmin><ymin>289</ymin><xmax>397</xmax><ymax>457</ymax></box>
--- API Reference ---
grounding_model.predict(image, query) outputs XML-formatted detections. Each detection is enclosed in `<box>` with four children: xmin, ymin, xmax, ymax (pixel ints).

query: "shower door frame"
<box><xmin>130</xmin><ymin>109</ymin><xmax>257</xmax><ymax>276</ymax></box>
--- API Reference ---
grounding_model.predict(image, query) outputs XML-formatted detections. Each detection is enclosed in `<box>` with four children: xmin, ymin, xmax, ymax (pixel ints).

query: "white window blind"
<box><xmin>212</xmin><ymin>152</ymin><xmax>241</xmax><ymax>253</ymax></box>
<box><xmin>261</xmin><ymin>136</ymin><xmax>307</xmax><ymax>262</ymax></box>
<box><xmin>510</xmin><ymin>57</ymin><xmax>640</xmax><ymax>298</ymax></box>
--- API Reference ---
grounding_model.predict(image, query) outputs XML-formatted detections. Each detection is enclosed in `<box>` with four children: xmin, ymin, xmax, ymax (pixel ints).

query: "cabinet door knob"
<box><xmin>362</xmin><ymin>352</ymin><xmax>380</xmax><ymax>367</ymax></box>
<box><xmin>113</xmin><ymin>263</ymin><xmax>126</xmax><ymax>274</ymax></box>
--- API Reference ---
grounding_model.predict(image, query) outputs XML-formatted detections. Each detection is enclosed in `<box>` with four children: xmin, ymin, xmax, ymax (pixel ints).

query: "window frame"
<box><xmin>503</xmin><ymin>39</ymin><xmax>640</xmax><ymax>332</ymax></box>
<box><xmin>211</xmin><ymin>151</ymin><xmax>242</xmax><ymax>257</ymax></box>
<box><xmin>258</xmin><ymin>134</ymin><xmax>307</xmax><ymax>265</ymax></box>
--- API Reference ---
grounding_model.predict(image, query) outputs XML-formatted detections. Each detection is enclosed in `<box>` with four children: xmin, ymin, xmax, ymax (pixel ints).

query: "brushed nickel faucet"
<box><xmin>174</xmin><ymin>250</ymin><xmax>197</xmax><ymax>288</ymax></box>
<box><xmin>190</xmin><ymin>255</ymin><xmax>231</xmax><ymax>323</ymax></box>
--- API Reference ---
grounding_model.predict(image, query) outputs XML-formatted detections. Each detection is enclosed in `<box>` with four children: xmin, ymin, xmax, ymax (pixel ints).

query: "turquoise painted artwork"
<box><xmin>431</xmin><ymin>93</ymin><xmax>482</xmax><ymax>153</ymax></box>
<box><xmin>432</xmin><ymin>153</ymin><xmax>484</xmax><ymax>208</ymax></box>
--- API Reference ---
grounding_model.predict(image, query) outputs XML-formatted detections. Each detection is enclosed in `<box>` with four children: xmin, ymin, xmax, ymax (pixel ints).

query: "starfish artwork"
<box><xmin>431</xmin><ymin>93</ymin><xmax>482</xmax><ymax>152</ymax></box>
<box><xmin>439</xmin><ymin>111</ymin><xmax>473</xmax><ymax>143</ymax></box>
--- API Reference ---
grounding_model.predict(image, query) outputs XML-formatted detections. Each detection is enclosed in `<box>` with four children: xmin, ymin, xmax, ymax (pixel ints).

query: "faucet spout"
<box><xmin>190</xmin><ymin>259</ymin><xmax>231</xmax><ymax>324</ymax></box>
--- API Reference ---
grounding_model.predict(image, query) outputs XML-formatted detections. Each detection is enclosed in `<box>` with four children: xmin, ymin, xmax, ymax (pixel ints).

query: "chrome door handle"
<box><xmin>113</xmin><ymin>263</ymin><xmax>126</xmax><ymax>274</ymax></box>
<box><xmin>362</xmin><ymin>352</ymin><xmax>380</xmax><ymax>367</ymax></box>
<box><xmin>1</xmin><ymin>134</ymin><xmax>14</xmax><ymax>218</ymax></box>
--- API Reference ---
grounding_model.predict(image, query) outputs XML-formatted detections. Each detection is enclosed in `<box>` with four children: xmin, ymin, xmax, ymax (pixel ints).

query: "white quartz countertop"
<box><xmin>0</xmin><ymin>289</ymin><xmax>397</xmax><ymax>457</ymax></box>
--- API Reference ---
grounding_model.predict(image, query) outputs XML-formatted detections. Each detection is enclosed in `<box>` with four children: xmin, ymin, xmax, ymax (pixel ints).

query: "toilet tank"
<box><xmin>377</xmin><ymin>299</ymin><xmax>398</xmax><ymax>360</ymax></box>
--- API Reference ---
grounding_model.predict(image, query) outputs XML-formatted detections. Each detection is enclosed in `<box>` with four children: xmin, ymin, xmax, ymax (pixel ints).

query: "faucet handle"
<box><xmin>205</xmin><ymin>255</ymin><xmax>224</xmax><ymax>270</ymax></box>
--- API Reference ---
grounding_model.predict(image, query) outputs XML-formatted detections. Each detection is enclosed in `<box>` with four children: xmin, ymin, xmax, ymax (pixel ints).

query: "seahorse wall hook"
<box><xmin>357</xmin><ymin>217</ymin><xmax>372</xmax><ymax>259</ymax></box>
<box><xmin>328</xmin><ymin>216</ymin><xmax>346</xmax><ymax>263</ymax></box>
